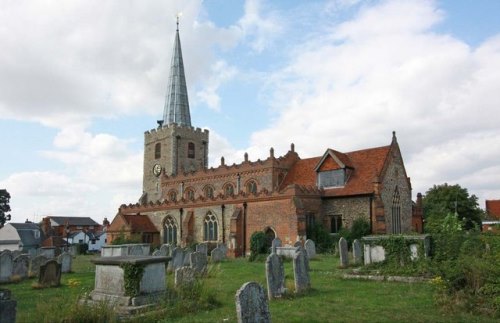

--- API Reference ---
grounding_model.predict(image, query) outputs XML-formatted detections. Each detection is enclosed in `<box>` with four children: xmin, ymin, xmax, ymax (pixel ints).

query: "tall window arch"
<box><xmin>188</xmin><ymin>142</ymin><xmax>195</xmax><ymax>159</ymax></box>
<box><xmin>164</xmin><ymin>216</ymin><xmax>177</xmax><ymax>244</ymax></box>
<box><xmin>204</xmin><ymin>212</ymin><xmax>218</xmax><ymax>241</ymax></box>
<box><xmin>246</xmin><ymin>180</ymin><xmax>257</xmax><ymax>194</ymax></box>
<box><xmin>224</xmin><ymin>183</ymin><xmax>234</xmax><ymax>197</ymax></box>
<box><xmin>155</xmin><ymin>143</ymin><xmax>161</xmax><ymax>159</ymax></box>
<box><xmin>391</xmin><ymin>187</ymin><xmax>401</xmax><ymax>234</ymax></box>
<box><xmin>204</xmin><ymin>185</ymin><xmax>214</xmax><ymax>199</ymax></box>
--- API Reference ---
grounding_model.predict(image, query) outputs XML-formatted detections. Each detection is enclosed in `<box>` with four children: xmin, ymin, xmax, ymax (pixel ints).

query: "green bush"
<box><xmin>307</xmin><ymin>223</ymin><xmax>335</xmax><ymax>253</ymax></box>
<box><xmin>249</xmin><ymin>231</ymin><xmax>267</xmax><ymax>261</ymax></box>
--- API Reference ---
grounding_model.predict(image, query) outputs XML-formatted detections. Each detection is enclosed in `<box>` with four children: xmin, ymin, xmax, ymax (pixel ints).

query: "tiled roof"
<box><xmin>48</xmin><ymin>216</ymin><xmax>99</xmax><ymax>226</ymax></box>
<box><xmin>486</xmin><ymin>200</ymin><xmax>500</xmax><ymax>220</ymax></box>
<box><xmin>123</xmin><ymin>214</ymin><xmax>159</xmax><ymax>233</ymax></box>
<box><xmin>282</xmin><ymin>145</ymin><xmax>391</xmax><ymax>197</ymax></box>
<box><xmin>10</xmin><ymin>223</ymin><xmax>41</xmax><ymax>230</ymax></box>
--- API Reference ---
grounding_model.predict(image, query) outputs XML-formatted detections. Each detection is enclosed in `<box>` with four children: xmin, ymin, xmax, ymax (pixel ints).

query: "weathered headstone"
<box><xmin>196</xmin><ymin>243</ymin><xmax>208</xmax><ymax>256</ymax></box>
<box><xmin>339</xmin><ymin>237</ymin><xmax>349</xmax><ymax>268</ymax></box>
<box><xmin>265</xmin><ymin>253</ymin><xmax>285</xmax><ymax>300</ymax></box>
<box><xmin>271</xmin><ymin>238</ymin><xmax>281</xmax><ymax>254</ymax></box>
<box><xmin>128</xmin><ymin>244</ymin><xmax>143</xmax><ymax>256</ymax></box>
<box><xmin>38</xmin><ymin>260</ymin><xmax>61</xmax><ymax>287</ymax></box>
<box><xmin>183</xmin><ymin>251</ymin><xmax>192</xmax><ymax>266</ymax></box>
<box><xmin>12</xmin><ymin>255</ymin><xmax>29</xmax><ymax>279</ymax></box>
<box><xmin>304</xmin><ymin>239</ymin><xmax>316</xmax><ymax>259</ymax></box>
<box><xmin>0</xmin><ymin>289</ymin><xmax>16</xmax><ymax>323</ymax></box>
<box><xmin>190</xmin><ymin>251</ymin><xmax>207</xmax><ymax>275</ymax></box>
<box><xmin>174</xmin><ymin>266</ymin><xmax>196</xmax><ymax>288</ymax></box>
<box><xmin>58</xmin><ymin>252</ymin><xmax>72</xmax><ymax>273</ymax></box>
<box><xmin>159</xmin><ymin>244</ymin><xmax>171</xmax><ymax>256</ymax></box>
<box><xmin>217</xmin><ymin>242</ymin><xmax>228</xmax><ymax>258</ymax></box>
<box><xmin>152</xmin><ymin>250</ymin><xmax>162</xmax><ymax>256</ymax></box>
<box><xmin>0</xmin><ymin>251</ymin><xmax>13</xmax><ymax>282</ymax></box>
<box><xmin>352</xmin><ymin>239</ymin><xmax>362</xmax><ymax>265</ymax></box>
<box><xmin>30</xmin><ymin>255</ymin><xmax>48</xmax><ymax>277</ymax></box>
<box><xmin>235</xmin><ymin>282</ymin><xmax>271</xmax><ymax>323</ymax></box>
<box><xmin>170</xmin><ymin>247</ymin><xmax>185</xmax><ymax>271</ymax></box>
<box><xmin>211</xmin><ymin>247</ymin><xmax>224</xmax><ymax>263</ymax></box>
<box><xmin>11</xmin><ymin>250</ymin><xmax>22</xmax><ymax>259</ymax></box>
<box><xmin>293</xmin><ymin>250</ymin><xmax>310</xmax><ymax>293</ymax></box>
<box><xmin>293</xmin><ymin>241</ymin><xmax>302</xmax><ymax>248</ymax></box>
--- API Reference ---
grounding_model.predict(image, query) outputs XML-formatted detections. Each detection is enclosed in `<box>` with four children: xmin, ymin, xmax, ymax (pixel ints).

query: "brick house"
<box><xmin>107</xmin><ymin>213</ymin><xmax>161</xmax><ymax>245</ymax></box>
<box><xmin>109</xmin><ymin>23</ymin><xmax>417</xmax><ymax>256</ymax></box>
<box><xmin>483</xmin><ymin>200</ymin><xmax>500</xmax><ymax>233</ymax></box>
<box><xmin>40</xmin><ymin>216</ymin><xmax>102</xmax><ymax>247</ymax></box>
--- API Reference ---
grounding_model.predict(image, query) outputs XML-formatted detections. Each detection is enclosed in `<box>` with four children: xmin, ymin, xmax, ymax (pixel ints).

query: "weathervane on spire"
<box><xmin>176</xmin><ymin>12</ymin><xmax>183</xmax><ymax>31</ymax></box>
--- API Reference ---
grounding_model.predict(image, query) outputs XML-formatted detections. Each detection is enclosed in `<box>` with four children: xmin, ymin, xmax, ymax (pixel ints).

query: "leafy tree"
<box><xmin>0</xmin><ymin>189</ymin><xmax>12</xmax><ymax>228</ymax></box>
<box><xmin>423</xmin><ymin>183</ymin><xmax>483</xmax><ymax>232</ymax></box>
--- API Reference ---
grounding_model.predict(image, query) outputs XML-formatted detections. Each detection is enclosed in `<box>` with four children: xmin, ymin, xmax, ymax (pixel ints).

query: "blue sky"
<box><xmin>1</xmin><ymin>0</ymin><xmax>500</xmax><ymax>224</ymax></box>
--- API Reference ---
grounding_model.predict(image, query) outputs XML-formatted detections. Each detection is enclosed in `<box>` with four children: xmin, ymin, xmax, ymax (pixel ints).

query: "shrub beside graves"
<box><xmin>249</xmin><ymin>231</ymin><xmax>267</xmax><ymax>261</ymax></box>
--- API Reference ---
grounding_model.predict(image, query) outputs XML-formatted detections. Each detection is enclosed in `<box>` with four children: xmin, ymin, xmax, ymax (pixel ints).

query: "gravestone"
<box><xmin>128</xmin><ymin>244</ymin><xmax>143</xmax><ymax>256</ymax></box>
<box><xmin>38</xmin><ymin>260</ymin><xmax>61</xmax><ymax>287</ymax></box>
<box><xmin>152</xmin><ymin>250</ymin><xmax>162</xmax><ymax>256</ymax></box>
<box><xmin>217</xmin><ymin>243</ymin><xmax>228</xmax><ymax>258</ymax></box>
<box><xmin>0</xmin><ymin>251</ymin><xmax>13</xmax><ymax>282</ymax></box>
<box><xmin>339</xmin><ymin>237</ymin><xmax>349</xmax><ymax>268</ymax></box>
<box><xmin>11</xmin><ymin>250</ymin><xmax>22</xmax><ymax>258</ymax></box>
<box><xmin>271</xmin><ymin>238</ymin><xmax>281</xmax><ymax>254</ymax></box>
<box><xmin>293</xmin><ymin>250</ymin><xmax>310</xmax><ymax>293</ymax></box>
<box><xmin>211</xmin><ymin>247</ymin><xmax>224</xmax><ymax>263</ymax></box>
<box><xmin>190</xmin><ymin>251</ymin><xmax>207</xmax><ymax>275</ymax></box>
<box><xmin>265</xmin><ymin>253</ymin><xmax>285</xmax><ymax>299</ymax></box>
<box><xmin>170</xmin><ymin>247</ymin><xmax>185</xmax><ymax>271</ymax></box>
<box><xmin>174</xmin><ymin>266</ymin><xmax>196</xmax><ymax>288</ymax></box>
<box><xmin>196</xmin><ymin>243</ymin><xmax>208</xmax><ymax>256</ymax></box>
<box><xmin>12</xmin><ymin>255</ymin><xmax>29</xmax><ymax>279</ymax></box>
<box><xmin>235</xmin><ymin>282</ymin><xmax>271</xmax><ymax>323</ymax></box>
<box><xmin>159</xmin><ymin>244</ymin><xmax>171</xmax><ymax>256</ymax></box>
<box><xmin>352</xmin><ymin>239</ymin><xmax>362</xmax><ymax>265</ymax></box>
<box><xmin>30</xmin><ymin>255</ymin><xmax>49</xmax><ymax>277</ymax></box>
<box><xmin>0</xmin><ymin>289</ymin><xmax>16</xmax><ymax>323</ymax></box>
<box><xmin>293</xmin><ymin>241</ymin><xmax>301</xmax><ymax>248</ymax></box>
<box><xmin>183</xmin><ymin>251</ymin><xmax>192</xmax><ymax>266</ymax></box>
<box><xmin>58</xmin><ymin>252</ymin><xmax>72</xmax><ymax>273</ymax></box>
<box><xmin>304</xmin><ymin>239</ymin><xmax>316</xmax><ymax>259</ymax></box>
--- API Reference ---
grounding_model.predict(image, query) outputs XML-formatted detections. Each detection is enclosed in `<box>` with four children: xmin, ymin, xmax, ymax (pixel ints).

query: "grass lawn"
<box><xmin>3</xmin><ymin>254</ymin><xmax>496</xmax><ymax>322</ymax></box>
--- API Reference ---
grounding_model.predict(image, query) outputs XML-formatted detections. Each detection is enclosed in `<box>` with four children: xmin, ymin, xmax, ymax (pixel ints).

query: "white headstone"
<box><xmin>304</xmin><ymin>239</ymin><xmax>316</xmax><ymax>259</ymax></box>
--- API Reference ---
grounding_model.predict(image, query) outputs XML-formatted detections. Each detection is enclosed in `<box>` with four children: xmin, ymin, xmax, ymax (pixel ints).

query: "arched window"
<box><xmin>246</xmin><ymin>180</ymin><xmax>257</xmax><ymax>194</ymax></box>
<box><xmin>168</xmin><ymin>190</ymin><xmax>177</xmax><ymax>202</ymax></box>
<box><xmin>391</xmin><ymin>187</ymin><xmax>401</xmax><ymax>234</ymax></box>
<box><xmin>164</xmin><ymin>216</ymin><xmax>177</xmax><ymax>244</ymax></box>
<box><xmin>224</xmin><ymin>183</ymin><xmax>234</xmax><ymax>197</ymax></box>
<box><xmin>155</xmin><ymin>143</ymin><xmax>161</xmax><ymax>159</ymax></box>
<box><xmin>188</xmin><ymin>142</ymin><xmax>195</xmax><ymax>159</ymax></box>
<box><xmin>204</xmin><ymin>186</ymin><xmax>214</xmax><ymax>199</ymax></box>
<box><xmin>185</xmin><ymin>188</ymin><xmax>195</xmax><ymax>201</ymax></box>
<box><xmin>204</xmin><ymin>212</ymin><xmax>218</xmax><ymax>241</ymax></box>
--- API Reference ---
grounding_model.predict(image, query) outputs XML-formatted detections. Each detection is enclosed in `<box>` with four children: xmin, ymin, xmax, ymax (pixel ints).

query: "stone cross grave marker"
<box><xmin>190</xmin><ymin>251</ymin><xmax>208</xmax><ymax>275</ymax></box>
<box><xmin>339</xmin><ymin>237</ymin><xmax>349</xmax><ymax>268</ymax></box>
<box><xmin>211</xmin><ymin>247</ymin><xmax>224</xmax><ymax>263</ymax></box>
<box><xmin>352</xmin><ymin>239</ymin><xmax>362</xmax><ymax>265</ymax></box>
<box><xmin>196</xmin><ymin>243</ymin><xmax>208</xmax><ymax>256</ymax></box>
<box><xmin>174</xmin><ymin>266</ymin><xmax>196</xmax><ymax>288</ymax></box>
<box><xmin>58</xmin><ymin>252</ymin><xmax>72</xmax><ymax>273</ymax></box>
<box><xmin>235</xmin><ymin>282</ymin><xmax>271</xmax><ymax>323</ymax></box>
<box><xmin>304</xmin><ymin>239</ymin><xmax>316</xmax><ymax>259</ymax></box>
<box><xmin>12</xmin><ymin>255</ymin><xmax>29</xmax><ymax>279</ymax></box>
<box><xmin>271</xmin><ymin>237</ymin><xmax>281</xmax><ymax>254</ymax></box>
<box><xmin>293</xmin><ymin>250</ymin><xmax>310</xmax><ymax>293</ymax></box>
<box><xmin>0</xmin><ymin>251</ymin><xmax>13</xmax><ymax>282</ymax></box>
<box><xmin>38</xmin><ymin>259</ymin><xmax>61</xmax><ymax>287</ymax></box>
<box><xmin>30</xmin><ymin>255</ymin><xmax>48</xmax><ymax>277</ymax></box>
<box><xmin>160</xmin><ymin>244</ymin><xmax>171</xmax><ymax>256</ymax></box>
<box><xmin>265</xmin><ymin>253</ymin><xmax>286</xmax><ymax>299</ymax></box>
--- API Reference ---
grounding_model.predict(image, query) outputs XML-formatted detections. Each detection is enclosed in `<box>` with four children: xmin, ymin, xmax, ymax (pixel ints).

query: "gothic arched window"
<box><xmin>164</xmin><ymin>216</ymin><xmax>177</xmax><ymax>244</ymax></box>
<box><xmin>224</xmin><ymin>183</ymin><xmax>234</xmax><ymax>197</ymax></box>
<box><xmin>391</xmin><ymin>187</ymin><xmax>401</xmax><ymax>234</ymax></box>
<box><xmin>155</xmin><ymin>143</ymin><xmax>161</xmax><ymax>159</ymax></box>
<box><xmin>204</xmin><ymin>185</ymin><xmax>214</xmax><ymax>199</ymax></box>
<box><xmin>246</xmin><ymin>180</ymin><xmax>257</xmax><ymax>195</ymax></box>
<box><xmin>188</xmin><ymin>142</ymin><xmax>195</xmax><ymax>159</ymax></box>
<box><xmin>204</xmin><ymin>212</ymin><xmax>218</xmax><ymax>241</ymax></box>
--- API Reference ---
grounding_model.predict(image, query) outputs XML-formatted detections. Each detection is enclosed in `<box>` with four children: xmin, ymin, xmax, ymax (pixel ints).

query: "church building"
<box><xmin>107</xmin><ymin>22</ymin><xmax>415</xmax><ymax>256</ymax></box>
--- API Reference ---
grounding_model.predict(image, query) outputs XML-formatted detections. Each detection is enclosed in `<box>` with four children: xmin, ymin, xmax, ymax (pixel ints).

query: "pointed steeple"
<box><xmin>163</xmin><ymin>17</ymin><xmax>191</xmax><ymax>127</ymax></box>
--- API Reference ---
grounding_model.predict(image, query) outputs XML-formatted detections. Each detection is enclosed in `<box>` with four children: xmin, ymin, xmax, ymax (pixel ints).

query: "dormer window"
<box><xmin>318</xmin><ymin>169</ymin><xmax>345</xmax><ymax>188</ymax></box>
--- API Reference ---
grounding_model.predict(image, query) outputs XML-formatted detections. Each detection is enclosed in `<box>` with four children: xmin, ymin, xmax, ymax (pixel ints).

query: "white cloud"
<box><xmin>195</xmin><ymin>60</ymin><xmax>238</xmax><ymax>111</ymax></box>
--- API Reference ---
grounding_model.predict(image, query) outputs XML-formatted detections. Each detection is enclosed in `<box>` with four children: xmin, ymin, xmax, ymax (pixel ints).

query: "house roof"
<box><xmin>282</xmin><ymin>145</ymin><xmax>391</xmax><ymax>197</ymax></box>
<box><xmin>10</xmin><ymin>222</ymin><xmax>41</xmax><ymax>230</ymax></box>
<box><xmin>48</xmin><ymin>216</ymin><xmax>99</xmax><ymax>226</ymax></box>
<box><xmin>486</xmin><ymin>200</ymin><xmax>500</xmax><ymax>220</ymax></box>
<box><xmin>122</xmin><ymin>214</ymin><xmax>159</xmax><ymax>233</ymax></box>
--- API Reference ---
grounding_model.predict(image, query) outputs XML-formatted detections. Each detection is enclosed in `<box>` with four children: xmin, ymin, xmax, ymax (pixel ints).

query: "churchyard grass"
<box><xmin>3</xmin><ymin>253</ymin><xmax>497</xmax><ymax>322</ymax></box>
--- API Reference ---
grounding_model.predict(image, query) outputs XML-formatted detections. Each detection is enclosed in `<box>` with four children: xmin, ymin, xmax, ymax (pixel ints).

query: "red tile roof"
<box><xmin>486</xmin><ymin>200</ymin><xmax>500</xmax><ymax>220</ymax></box>
<box><xmin>123</xmin><ymin>214</ymin><xmax>159</xmax><ymax>233</ymax></box>
<box><xmin>282</xmin><ymin>145</ymin><xmax>391</xmax><ymax>197</ymax></box>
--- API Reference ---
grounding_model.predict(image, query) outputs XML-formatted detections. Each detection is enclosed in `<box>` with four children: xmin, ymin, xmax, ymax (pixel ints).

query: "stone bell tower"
<box><xmin>142</xmin><ymin>19</ymin><xmax>209</xmax><ymax>203</ymax></box>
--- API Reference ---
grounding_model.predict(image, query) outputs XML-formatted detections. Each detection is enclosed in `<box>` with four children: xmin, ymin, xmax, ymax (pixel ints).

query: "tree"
<box><xmin>423</xmin><ymin>183</ymin><xmax>483</xmax><ymax>232</ymax></box>
<box><xmin>0</xmin><ymin>189</ymin><xmax>12</xmax><ymax>228</ymax></box>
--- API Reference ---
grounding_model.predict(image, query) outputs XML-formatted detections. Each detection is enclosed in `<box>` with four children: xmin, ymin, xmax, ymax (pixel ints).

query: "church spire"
<box><xmin>163</xmin><ymin>16</ymin><xmax>191</xmax><ymax>127</ymax></box>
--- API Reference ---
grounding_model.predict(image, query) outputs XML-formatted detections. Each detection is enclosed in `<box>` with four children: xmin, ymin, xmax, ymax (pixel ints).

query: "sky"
<box><xmin>1</xmin><ymin>0</ymin><xmax>500</xmax><ymax>224</ymax></box>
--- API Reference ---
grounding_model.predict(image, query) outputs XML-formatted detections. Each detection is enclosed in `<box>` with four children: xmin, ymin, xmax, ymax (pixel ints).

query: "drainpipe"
<box><xmin>242</xmin><ymin>202</ymin><xmax>247</xmax><ymax>257</ymax></box>
<box><xmin>179</xmin><ymin>208</ymin><xmax>183</xmax><ymax>246</ymax></box>
<box><xmin>221</xmin><ymin>204</ymin><xmax>226</xmax><ymax>244</ymax></box>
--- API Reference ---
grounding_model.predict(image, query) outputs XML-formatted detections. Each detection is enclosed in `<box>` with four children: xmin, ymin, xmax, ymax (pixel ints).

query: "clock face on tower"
<box><xmin>153</xmin><ymin>164</ymin><xmax>162</xmax><ymax>176</ymax></box>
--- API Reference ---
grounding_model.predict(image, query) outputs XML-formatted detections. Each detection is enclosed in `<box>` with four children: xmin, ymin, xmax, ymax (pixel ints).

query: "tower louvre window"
<box><xmin>155</xmin><ymin>143</ymin><xmax>161</xmax><ymax>159</ymax></box>
<box><xmin>188</xmin><ymin>142</ymin><xmax>195</xmax><ymax>159</ymax></box>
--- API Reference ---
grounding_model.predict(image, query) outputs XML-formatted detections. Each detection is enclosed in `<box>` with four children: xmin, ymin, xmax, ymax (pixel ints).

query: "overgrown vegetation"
<box><xmin>306</xmin><ymin>223</ymin><xmax>335</xmax><ymax>253</ymax></box>
<box><xmin>120</xmin><ymin>263</ymin><xmax>145</xmax><ymax>297</ymax></box>
<box><xmin>338</xmin><ymin>217</ymin><xmax>371</xmax><ymax>247</ymax></box>
<box><xmin>111</xmin><ymin>230</ymin><xmax>142</xmax><ymax>245</ymax></box>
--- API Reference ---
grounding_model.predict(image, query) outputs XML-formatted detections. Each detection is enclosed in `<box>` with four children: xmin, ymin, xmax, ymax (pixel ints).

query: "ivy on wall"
<box><xmin>120</xmin><ymin>263</ymin><xmax>145</xmax><ymax>297</ymax></box>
